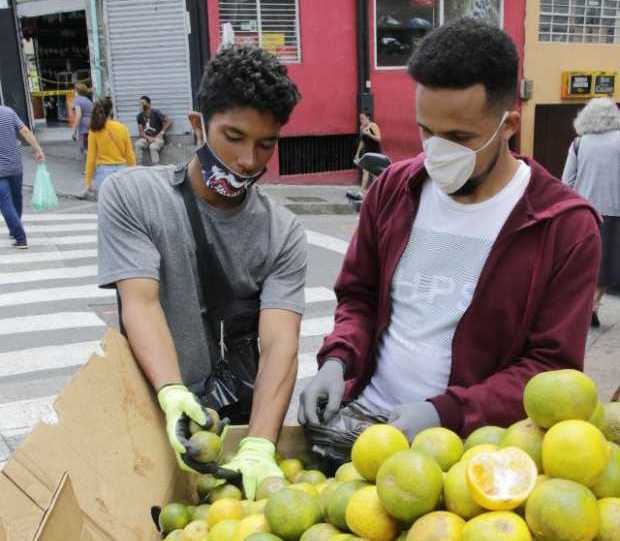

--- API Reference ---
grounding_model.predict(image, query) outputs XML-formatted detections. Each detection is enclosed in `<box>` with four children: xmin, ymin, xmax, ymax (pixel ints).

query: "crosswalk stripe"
<box><xmin>6</xmin><ymin>223</ymin><xmax>98</xmax><ymax>234</ymax></box>
<box><xmin>0</xmin><ymin>312</ymin><xmax>105</xmax><ymax>336</ymax></box>
<box><xmin>306</xmin><ymin>230</ymin><xmax>349</xmax><ymax>255</ymax></box>
<box><xmin>0</xmin><ymin>235</ymin><xmax>97</xmax><ymax>248</ymax></box>
<box><xmin>305</xmin><ymin>287</ymin><xmax>336</xmax><ymax>303</ymax></box>
<box><xmin>0</xmin><ymin>284</ymin><xmax>114</xmax><ymax>307</ymax></box>
<box><xmin>0</xmin><ymin>341</ymin><xmax>99</xmax><ymax>379</ymax></box>
<box><xmin>0</xmin><ymin>249</ymin><xmax>97</xmax><ymax>265</ymax></box>
<box><xmin>0</xmin><ymin>396</ymin><xmax>58</xmax><ymax>433</ymax></box>
<box><xmin>0</xmin><ymin>285</ymin><xmax>331</xmax><ymax>307</ymax></box>
<box><xmin>6</xmin><ymin>214</ymin><xmax>97</xmax><ymax>222</ymax></box>
<box><xmin>0</xmin><ymin>265</ymin><xmax>98</xmax><ymax>285</ymax></box>
<box><xmin>301</xmin><ymin>316</ymin><xmax>334</xmax><ymax>337</ymax></box>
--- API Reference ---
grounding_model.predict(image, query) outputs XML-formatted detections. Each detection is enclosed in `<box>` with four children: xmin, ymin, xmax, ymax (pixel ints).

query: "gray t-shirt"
<box><xmin>97</xmin><ymin>165</ymin><xmax>307</xmax><ymax>385</ymax></box>
<box><xmin>0</xmin><ymin>105</ymin><xmax>25</xmax><ymax>177</ymax></box>
<box><xmin>72</xmin><ymin>95</ymin><xmax>93</xmax><ymax>135</ymax></box>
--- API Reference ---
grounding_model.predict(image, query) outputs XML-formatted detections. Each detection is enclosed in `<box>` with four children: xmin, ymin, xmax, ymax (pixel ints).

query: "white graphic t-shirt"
<box><xmin>359</xmin><ymin>161</ymin><xmax>531</xmax><ymax>412</ymax></box>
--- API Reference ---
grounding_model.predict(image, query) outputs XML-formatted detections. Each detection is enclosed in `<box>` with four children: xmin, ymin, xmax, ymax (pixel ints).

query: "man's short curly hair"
<box><xmin>408</xmin><ymin>18</ymin><xmax>519</xmax><ymax>109</ymax></box>
<box><xmin>198</xmin><ymin>45</ymin><xmax>301</xmax><ymax>125</ymax></box>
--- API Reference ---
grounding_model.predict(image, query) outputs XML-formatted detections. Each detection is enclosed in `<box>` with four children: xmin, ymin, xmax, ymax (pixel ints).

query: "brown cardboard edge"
<box><xmin>1</xmin><ymin>329</ymin><xmax>188</xmax><ymax>540</ymax></box>
<box><xmin>31</xmin><ymin>472</ymin><xmax>80</xmax><ymax>540</ymax></box>
<box><xmin>0</xmin><ymin>472</ymin><xmax>45</xmax><ymax>541</ymax></box>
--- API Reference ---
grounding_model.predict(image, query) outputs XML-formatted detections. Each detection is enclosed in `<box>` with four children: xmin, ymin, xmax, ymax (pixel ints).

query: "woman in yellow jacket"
<box><xmin>80</xmin><ymin>97</ymin><xmax>135</xmax><ymax>199</ymax></box>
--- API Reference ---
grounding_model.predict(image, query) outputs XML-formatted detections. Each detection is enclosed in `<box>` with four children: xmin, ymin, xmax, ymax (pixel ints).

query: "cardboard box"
<box><xmin>0</xmin><ymin>329</ymin><xmax>308</xmax><ymax>540</ymax></box>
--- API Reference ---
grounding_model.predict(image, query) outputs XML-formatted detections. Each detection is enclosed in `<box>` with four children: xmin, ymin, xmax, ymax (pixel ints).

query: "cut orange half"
<box><xmin>466</xmin><ymin>447</ymin><xmax>538</xmax><ymax>511</ymax></box>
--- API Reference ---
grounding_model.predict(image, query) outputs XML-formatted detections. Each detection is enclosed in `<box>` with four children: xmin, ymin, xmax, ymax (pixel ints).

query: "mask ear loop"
<box><xmin>474</xmin><ymin>111</ymin><xmax>510</xmax><ymax>154</ymax></box>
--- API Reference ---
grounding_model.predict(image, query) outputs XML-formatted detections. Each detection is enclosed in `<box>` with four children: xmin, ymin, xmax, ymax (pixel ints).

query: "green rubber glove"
<box><xmin>157</xmin><ymin>384</ymin><xmax>207</xmax><ymax>473</ymax></box>
<box><xmin>221</xmin><ymin>437</ymin><xmax>284</xmax><ymax>500</ymax></box>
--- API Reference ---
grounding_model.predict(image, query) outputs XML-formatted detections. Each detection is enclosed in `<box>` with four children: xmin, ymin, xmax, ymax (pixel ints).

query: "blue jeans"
<box><xmin>0</xmin><ymin>173</ymin><xmax>25</xmax><ymax>242</ymax></box>
<box><xmin>94</xmin><ymin>164</ymin><xmax>127</xmax><ymax>192</ymax></box>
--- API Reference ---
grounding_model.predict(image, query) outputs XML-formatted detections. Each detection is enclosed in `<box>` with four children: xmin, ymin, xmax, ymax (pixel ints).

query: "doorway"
<box><xmin>533</xmin><ymin>104</ymin><xmax>584</xmax><ymax>179</ymax></box>
<box><xmin>19</xmin><ymin>10</ymin><xmax>91</xmax><ymax>140</ymax></box>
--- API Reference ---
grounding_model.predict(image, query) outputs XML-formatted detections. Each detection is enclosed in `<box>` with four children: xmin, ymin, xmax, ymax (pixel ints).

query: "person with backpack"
<box><xmin>80</xmin><ymin>97</ymin><xmax>136</xmax><ymax>199</ymax></box>
<box><xmin>562</xmin><ymin>97</ymin><xmax>620</xmax><ymax>327</ymax></box>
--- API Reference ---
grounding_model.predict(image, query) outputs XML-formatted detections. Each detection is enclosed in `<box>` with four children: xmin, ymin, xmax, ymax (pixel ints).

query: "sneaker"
<box><xmin>76</xmin><ymin>189</ymin><xmax>94</xmax><ymax>201</ymax></box>
<box><xmin>12</xmin><ymin>240</ymin><xmax>28</xmax><ymax>249</ymax></box>
<box><xmin>346</xmin><ymin>190</ymin><xmax>364</xmax><ymax>201</ymax></box>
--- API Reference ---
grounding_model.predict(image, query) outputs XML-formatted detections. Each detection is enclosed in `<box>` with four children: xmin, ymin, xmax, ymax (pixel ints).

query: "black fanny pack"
<box><xmin>179</xmin><ymin>169</ymin><xmax>260</xmax><ymax>424</ymax></box>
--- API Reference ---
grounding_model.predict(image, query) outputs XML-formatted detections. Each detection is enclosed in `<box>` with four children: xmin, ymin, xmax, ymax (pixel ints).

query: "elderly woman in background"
<box><xmin>562</xmin><ymin>97</ymin><xmax>620</xmax><ymax>327</ymax></box>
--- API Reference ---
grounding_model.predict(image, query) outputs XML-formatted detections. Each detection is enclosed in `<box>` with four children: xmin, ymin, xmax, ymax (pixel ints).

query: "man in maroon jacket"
<box><xmin>299</xmin><ymin>18</ymin><xmax>601</xmax><ymax>447</ymax></box>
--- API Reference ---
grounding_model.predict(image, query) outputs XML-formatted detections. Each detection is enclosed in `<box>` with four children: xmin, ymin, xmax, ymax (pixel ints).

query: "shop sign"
<box><xmin>262</xmin><ymin>32</ymin><xmax>285</xmax><ymax>53</ymax></box>
<box><xmin>594</xmin><ymin>72</ymin><xmax>616</xmax><ymax>96</ymax></box>
<box><xmin>562</xmin><ymin>70</ymin><xmax>617</xmax><ymax>99</ymax></box>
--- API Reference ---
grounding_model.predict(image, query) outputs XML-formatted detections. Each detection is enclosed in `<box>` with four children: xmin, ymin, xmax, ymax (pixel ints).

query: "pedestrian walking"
<box><xmin>135</xmin><ymin>96</ymin><xmax>172</xmax><ymax>165</ymax></box>
<box><xmin>71</xmin><ymin>83</ymin><xmax>93</xmax><ymax>155</ymax></box>
<box><xmin>0</xmin><ymin>105</ymin><xmax>45</xmax><ymax>249</ymax></box>
<box><xmin>347</xmin><ymin>112</ymin><xmax>383</xmax><ymax>201</ymax></box>
<box><xmin>562</xmin><ymin>97</ymin><xmax>620</xmax><ymax>328</ymax></box>
<box><xmin>80</xmin><ymin>97</ymin><xmax>136</xmax><ymax>199</ymax></box>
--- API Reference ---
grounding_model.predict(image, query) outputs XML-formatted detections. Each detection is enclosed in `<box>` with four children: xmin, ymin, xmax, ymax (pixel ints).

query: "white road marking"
<box><xmin>306</xmin><ymin>230</ymin><xmax>349</xmax><ymax>255</ymax></box>
<box><xmin>0</xmin><ymin>265</ymin><xmax>98</xmax><ymax>285</ymax></box>
<box><xmin>0</xmin><ymin>341</ymin><xmax>99</xmax><ymax>379</ymax></box>
<box><xmin>0</xmin><ymin>249</ymin><xmax>97</xmax><ymax>265</ymax></box>
<box><xmin>0</xmin><ymin>396</ymin><xmax>58</xmax><ymax>433</ymax></box>
<box><xmin>0</xmin><ymin>312</ymin><xmax>105</xmax><ymax>336</ymax></box>
<box><xmin>0</xmin><ymin>235</ymin><xmax>97</xmax><ymax>248</ymax></box>
<box><xmin>9</xmin><ymin>223</ymin><xmax>98</xmax><ymax>234</ymax></box>
<box><xmin>4</xmin><ymin>213</ymin><xmax>97</xmax><ymax>223</ymax></box>
<box><xmin>0</xmin><ymin>284</ymin><xmax>113</xmax><ymax>307</ymax></box>
<box><xmin>0</xmin><ymin>437</ymin><xmax>9</xmax><ymax>462</ymax></box>
<box><xmin>305</xmin><ymin>287</ymin><xmax>336</xmax><ymax>303</ymax></box>
<box><xmin>301</xmin><ymin>316</ymin><xmax>334</xmax><ymax>337</ymax></box>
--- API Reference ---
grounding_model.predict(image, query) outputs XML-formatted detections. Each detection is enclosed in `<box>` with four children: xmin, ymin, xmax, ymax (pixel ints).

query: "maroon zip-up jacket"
<box><xmin>317</xmin><ymin>155</ymin><xmax>601</xmax><ymax>436</ymax></box>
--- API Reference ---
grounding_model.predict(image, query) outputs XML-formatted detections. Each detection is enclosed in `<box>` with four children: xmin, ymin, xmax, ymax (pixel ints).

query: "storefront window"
<box><xmin>376</xmin><ymin>0</ymin><xmax>438</xmax><ymax>68</ymax></box>
<box><xmin>218</xmin><ymin>0</ymin><xmax>301</xmax><ymax>63</ymax></box>
<box><xmin>444</xmin><ymin>0</ymin><xmax>502</xmax><ymax>26</ymax></box>
<box><xmin>539</xmin><ymin>0</ymin><xmax>620</xmax><ymax>44</ymax></box>
<box><xmin>375</xmin><ymin>0</ymin><xmax>503</xmax><ymax>68</ymax></box>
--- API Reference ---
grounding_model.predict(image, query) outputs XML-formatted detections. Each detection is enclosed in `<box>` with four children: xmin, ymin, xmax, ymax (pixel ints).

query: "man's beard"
<box><xmin>451</xmin><ymin>142</ymin><xmax>503</xmax><ymax>197</ymax></box>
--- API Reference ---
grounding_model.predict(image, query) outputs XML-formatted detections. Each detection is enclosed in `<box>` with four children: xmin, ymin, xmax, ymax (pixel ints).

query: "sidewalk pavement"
<box><xmin>585</xmin><ymin>294</ymin><xmax>620</xmax><ymax>401</ymax></box>
<box><xmin>20</xmin><ymin>144</ymin><xmax>357</xmax><ymax>215</ymax></box>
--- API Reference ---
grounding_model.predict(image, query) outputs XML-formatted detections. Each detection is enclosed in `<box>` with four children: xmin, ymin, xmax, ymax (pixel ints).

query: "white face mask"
<box><xmin>422</xmin><ymin>112</ymin><xmax>509</xmax><ymax>195</ymax></box>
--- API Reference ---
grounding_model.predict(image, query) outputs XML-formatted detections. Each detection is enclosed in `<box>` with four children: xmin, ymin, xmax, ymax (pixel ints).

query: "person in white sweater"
<box><xmin>563</xmin><ymin>97</ymin><xmax>620</xmax><ymax>327</ymax></box>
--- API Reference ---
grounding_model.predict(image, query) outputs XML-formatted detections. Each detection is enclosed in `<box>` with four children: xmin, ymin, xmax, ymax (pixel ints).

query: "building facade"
<box><xmin>521</xmin><ymin>0</ymin><xmax>620</xmax><ymax>178</ymax></box>
<box><xmin>3</xmin><ymin>0</ymin><xmax>532</xmax><ymax>183</ymax></box>
<box><xmin>207</xmin><ymin>0</ymin><xmax>527</xmax><ymax>183</ymax></box>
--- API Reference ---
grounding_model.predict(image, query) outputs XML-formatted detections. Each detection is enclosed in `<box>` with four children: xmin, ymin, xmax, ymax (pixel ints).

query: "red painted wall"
<box><xmin>207</xmin><ymin>0</ymin><xmax>359</xmax><ymax>183</ymax></box>
<box><xmin>369</xmin><ymin>0</ymin><xmax>527</xmax><ymax>164</ymax></box>
<box><xmin>206</xmin><ymin>0</ymin><xmax>526</xmax><ymax>183</ymax></box>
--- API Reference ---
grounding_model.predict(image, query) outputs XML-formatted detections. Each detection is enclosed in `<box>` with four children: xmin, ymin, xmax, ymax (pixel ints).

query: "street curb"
<box><xmin>22</xmin><ymin>182</ymin><xmax>358</xmax><ymax>214</ymax></box>
<box><xmin>22</xmin><ymin>183</ymin><xmax>85</xmax><ymax>201</ymax></box>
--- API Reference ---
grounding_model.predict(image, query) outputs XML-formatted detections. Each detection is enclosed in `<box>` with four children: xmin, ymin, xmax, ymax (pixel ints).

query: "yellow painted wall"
<box><xmin>521</xmin><ymin>0</ymin><xmax>620</xmax><ymax>155</ymax></box>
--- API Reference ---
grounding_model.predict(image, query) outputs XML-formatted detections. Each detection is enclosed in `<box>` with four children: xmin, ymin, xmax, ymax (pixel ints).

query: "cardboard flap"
<box><xmin>33</xmin><ymin>473</ymin><xmax>107</xmax><ymax>541</ymax></box>
<box><xmin>3</xmin><ymin>329</ymin><xmax>190</xmax><ymax>541</ymax></box>
<box><xmin>0</xmin><ymin>475</ymin><xmax>43</xmax><ymax>541</ymax></box>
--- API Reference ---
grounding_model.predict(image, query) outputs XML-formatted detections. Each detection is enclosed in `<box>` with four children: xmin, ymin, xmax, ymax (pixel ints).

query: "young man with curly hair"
<box><xmin>299</xmin><ymin>18</ymin><xmax>601</xmax><ymax>454</ymax></box>
<box><xmin>98</xmin><ymin>46</ymin><xmax>306</xmax><ymax>498</ymax></box>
